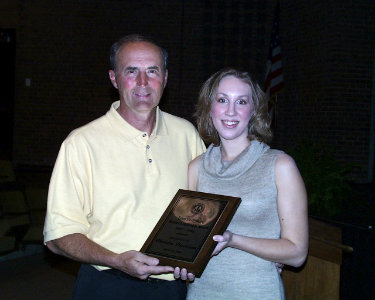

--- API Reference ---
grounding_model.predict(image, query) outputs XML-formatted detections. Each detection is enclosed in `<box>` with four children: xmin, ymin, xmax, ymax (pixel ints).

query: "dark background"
<box><xmin>0</xmin><ymin>0</ymin><xmax>373</xmax><ymax>184</ymax></box>
<box><xmin>0</xmin><ymin>0</ymin><xmax>374</xmax><ymax>299</ymax></box>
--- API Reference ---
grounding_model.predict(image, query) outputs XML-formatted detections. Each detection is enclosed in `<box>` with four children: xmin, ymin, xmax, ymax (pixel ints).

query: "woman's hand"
<box><xmin>173</xmin><ymin>267</ymin><xmax>195</xmax><ymax>282</ymax></box>
<box><xmin>275</xmin><ymin>262</ymin><xmax>284</xmax><ymax>274</ymax></box>
<box><xmin>212</xmin><ymin>230</ymin><xmax>233</xmax><ymax>256</ymax></box>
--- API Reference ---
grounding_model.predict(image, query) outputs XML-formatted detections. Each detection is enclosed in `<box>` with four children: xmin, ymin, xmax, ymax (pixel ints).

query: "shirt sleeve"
<box><xmin>192</xmin><ymin>128</ymin><xmax>206</xmax><ymax>159</ymax></box>
<box><xmin>43</xmin><ymin>138</ymin><xmax>91</xmax><ymax>243</ymax></box>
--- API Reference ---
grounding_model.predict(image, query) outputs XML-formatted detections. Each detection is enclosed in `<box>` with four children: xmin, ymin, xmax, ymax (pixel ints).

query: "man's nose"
<box><xmin>136</xmin><ymin>72</ymin><xmax>148</xmax><ymax>86</ymax></box>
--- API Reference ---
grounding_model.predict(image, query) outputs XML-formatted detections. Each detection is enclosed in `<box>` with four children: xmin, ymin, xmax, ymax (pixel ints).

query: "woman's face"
<box><xmin>210</xmin><ymin>75</ymin><xmax>254</xmax><ymax>143</ymax></box>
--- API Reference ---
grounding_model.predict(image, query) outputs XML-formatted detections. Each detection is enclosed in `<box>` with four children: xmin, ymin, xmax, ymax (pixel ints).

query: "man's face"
<box><xmin>109</xmin><ymin>41</ymin><xmax>168</xmax><ymax>115</ymax></box>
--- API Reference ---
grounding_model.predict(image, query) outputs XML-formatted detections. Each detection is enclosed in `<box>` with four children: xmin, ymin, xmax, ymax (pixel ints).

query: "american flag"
<box><xmin>264</xmin><ymin>0</ymin><xmax>284</xmax><ymax>113</ymax></box>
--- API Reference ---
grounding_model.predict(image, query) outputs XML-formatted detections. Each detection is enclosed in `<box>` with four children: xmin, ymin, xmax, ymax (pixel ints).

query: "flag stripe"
<box><xmin>272</xmin><ymin>46</ymin><xmax>281</xmax><ymax>57</ymax></box>
<box><xmin>264</xmin><ymin>0</ymin><xmax>284</xmax><ymax>113</ymax></box>
<box><xmin>270</xmin><ymin>68</ymin><xmax>283</xmax><ymax>78</ymax></box>
<box><xmin>271</xmin><ymin>59</ymin><xmax>282</xmax><ymax>70</ymax></box>
<box><xmin>270</xmin><ymin>75</ymin><xmax>284</xmax><ymax>87</ymax></box>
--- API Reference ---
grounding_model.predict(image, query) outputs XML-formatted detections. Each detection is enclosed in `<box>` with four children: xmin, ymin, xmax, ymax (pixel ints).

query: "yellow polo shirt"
<box><xmin>44</xmin><ymin>101</ymin><xmax>206</xmax><ymax>279</ymax></box>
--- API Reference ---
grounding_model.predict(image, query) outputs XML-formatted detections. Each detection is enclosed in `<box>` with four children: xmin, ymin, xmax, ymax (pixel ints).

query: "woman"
<box><xmin>186</xmin><ymin>68</ymin><xmax>308</xmax><ymax>300</ymax></box>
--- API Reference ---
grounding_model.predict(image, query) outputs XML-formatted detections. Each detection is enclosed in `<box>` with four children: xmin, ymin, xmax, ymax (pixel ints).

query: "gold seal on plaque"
<box><xmin>173</xmin><ymin>196</ymin><xmax>220</xmax><ymax>226</ymax></box>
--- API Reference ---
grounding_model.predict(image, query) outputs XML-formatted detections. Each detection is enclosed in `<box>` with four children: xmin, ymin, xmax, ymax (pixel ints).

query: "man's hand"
<box><xmin>47</xmin><ymin>235</ymin><xmax>174</xmax><ymax>280</ymax></box>
<box><xmin>173</xmin><ymin>267</ymin><xmax>195</xmax><ymax>282</ymax></box>
<box><xmin>212</xmin><ymin>230</ymin><xmax>233</xmax><ymax>256</ymax></box>
<box><xmin>115</xmin><ymin>250</ymin><xmax>174</xmax><ymax>280</ymax></box>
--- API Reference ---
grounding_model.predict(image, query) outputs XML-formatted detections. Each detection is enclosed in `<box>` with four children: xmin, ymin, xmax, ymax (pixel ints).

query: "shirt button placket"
<box><xmin>146</xmin><ymin>144</ymin><xmax>152</xmax><ymax>164</ymax></box>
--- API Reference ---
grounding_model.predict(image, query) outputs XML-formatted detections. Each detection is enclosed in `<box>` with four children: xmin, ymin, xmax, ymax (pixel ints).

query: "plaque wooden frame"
<box><xmin>140</xmin><ymin>189</ymin><xmax>241</xmax><ymax>277</ymax></box>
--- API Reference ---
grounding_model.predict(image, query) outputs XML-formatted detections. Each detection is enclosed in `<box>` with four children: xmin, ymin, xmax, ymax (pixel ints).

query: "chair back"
<box><xmin>0</xmin><ymin>160</ymin><xmax>16</xmax><ymax>183</ymax></box>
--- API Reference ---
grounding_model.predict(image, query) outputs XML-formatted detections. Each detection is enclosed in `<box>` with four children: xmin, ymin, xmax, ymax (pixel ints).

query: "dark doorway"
<box><xmin>0</xmin><ymin>29</ymin><xmax>16</xmax><ymax>159</ymax></box>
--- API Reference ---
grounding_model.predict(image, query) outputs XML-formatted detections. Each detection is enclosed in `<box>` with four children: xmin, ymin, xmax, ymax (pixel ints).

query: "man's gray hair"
<box><xmin>109</xmin><ymin>34</ymin><xmax>168</xmax><ymax>73</ymax></box>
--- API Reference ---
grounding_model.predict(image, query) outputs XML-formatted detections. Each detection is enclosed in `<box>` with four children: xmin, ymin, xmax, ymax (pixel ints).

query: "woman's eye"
<box><xmin>238</xmin><ymin>99</ymin><xmax>248</xmax><ymax>105</ymax></box>
<box><xmin>217</xmin><ymin>98</ymin><xmax>226</xmax><ymax>103</ymax></box>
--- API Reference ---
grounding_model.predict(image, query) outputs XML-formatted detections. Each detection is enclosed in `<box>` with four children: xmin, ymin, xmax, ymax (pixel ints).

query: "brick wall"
<box><xmin>9</xmin><ymin>0</ymin><xmax>185</xmax><ymax>166</ymax></box>
<box><xmin>278</xmin><ymin>1</ymin><xmax>374</xmax><ymax>182</ymax></box>
<box><xmin>0</xmin><ymin>0</ymin><xmax>374</xmax><ymax>182</ymax></box>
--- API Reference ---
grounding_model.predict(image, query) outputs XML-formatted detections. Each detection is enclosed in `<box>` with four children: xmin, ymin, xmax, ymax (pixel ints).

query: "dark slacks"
<box><xmin>72</xmin><ymin>264</ymin><xmax>187</xmax><ymax>300</ymax></box>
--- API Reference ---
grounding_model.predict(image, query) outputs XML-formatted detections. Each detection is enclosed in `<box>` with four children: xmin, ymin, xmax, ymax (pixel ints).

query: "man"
<box><xmin>43</xmin><ymin>34</ymin><xmax>205</xmax><ymax>300</ymax></box>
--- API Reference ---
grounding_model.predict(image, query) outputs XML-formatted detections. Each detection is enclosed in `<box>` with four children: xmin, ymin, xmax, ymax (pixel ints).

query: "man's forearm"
<box><xmin>46</xmin><ymin>233</ymin><xmax>117</xmax><ymax>268</ymax></box>
<box><xmin>46</xmin><ymin>233</ymin><xmax>175</xmax><ymax>279</ymax></box>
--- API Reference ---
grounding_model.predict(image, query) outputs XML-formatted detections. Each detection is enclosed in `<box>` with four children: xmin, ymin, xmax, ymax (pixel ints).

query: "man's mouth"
<box><xmin>134</xmin><ymin>92</ymin><xmax>150</xmax><ymax>97</ymax></box>
<box><xmin>134</xmin><ymin>88</ymin><xmax>151</xmax><ymax>97</ymax></box>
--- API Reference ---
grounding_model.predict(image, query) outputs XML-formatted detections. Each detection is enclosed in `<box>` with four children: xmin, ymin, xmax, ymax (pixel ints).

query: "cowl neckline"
<box><xmin>201</xmin><ymin>140</ymin><xmax>270</xmax><ymax>180</ymax></box>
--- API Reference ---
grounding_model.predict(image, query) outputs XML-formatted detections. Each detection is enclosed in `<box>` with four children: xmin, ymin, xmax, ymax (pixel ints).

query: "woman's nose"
<box><xmin>225</xmin><ymin>102</ymin><xmax>236</xmax><ymax>116</ymax></box>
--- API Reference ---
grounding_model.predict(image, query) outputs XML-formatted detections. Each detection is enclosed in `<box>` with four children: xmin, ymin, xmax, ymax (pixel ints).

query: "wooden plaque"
<box><xmin>140</xmin><ymin>189</ymin><xmax>241</xmax><ymax>277</ymax></box>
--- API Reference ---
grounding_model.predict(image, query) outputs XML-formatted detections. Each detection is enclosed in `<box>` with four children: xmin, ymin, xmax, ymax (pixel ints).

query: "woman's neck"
<box><xmin>220</xmin><ymin>138</ymin><xmax>251</xmax><ymax>162</ymax></box>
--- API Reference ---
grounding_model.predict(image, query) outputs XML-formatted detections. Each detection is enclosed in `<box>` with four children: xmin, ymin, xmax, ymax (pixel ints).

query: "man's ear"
<box><xmin>163</xmin><ymin>69</ymin><xmax>168</xmax><ymax>88</ymax></box>
<box><xmin>108</xmin><ymin>70</ymin><xmax>118</xmax><ymax>89</ymax></box>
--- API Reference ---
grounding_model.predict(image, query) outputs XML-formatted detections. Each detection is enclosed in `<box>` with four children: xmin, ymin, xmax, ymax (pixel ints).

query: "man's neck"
<box><xmin>117</xmin><ymin>106</ymin><xmax>157</xmax><ymax>136</ymax></box>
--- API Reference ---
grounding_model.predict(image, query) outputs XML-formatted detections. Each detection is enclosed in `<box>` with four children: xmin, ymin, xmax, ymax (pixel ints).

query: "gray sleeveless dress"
<box><xmin>186</xmin><ymin>140</ymin><xmax>285</xmax><ymax>300</ymax></box>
